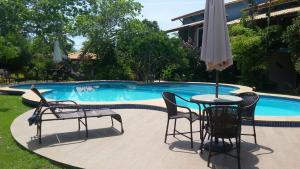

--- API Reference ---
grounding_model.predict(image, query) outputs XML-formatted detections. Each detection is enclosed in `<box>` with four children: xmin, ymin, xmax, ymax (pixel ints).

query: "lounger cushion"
<box><xmin>56</xmin><ymin>108</ymin><xmax>118</xmax><ymax>119</ymax></box>
<box><xmin>169</xmin><ymin>111</ymin><xmax>199</xmax><ymax>122</ymax></box>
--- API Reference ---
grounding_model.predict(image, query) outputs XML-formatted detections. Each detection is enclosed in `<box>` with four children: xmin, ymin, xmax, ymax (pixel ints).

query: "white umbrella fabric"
<box><xmin>53</xmin><ymin>40</ymin><xmax>67</xmax><ymax>63</ymax></box>
<box><xmin>200</xmin><ymin>0</ymin><xmax>233</xmax><ymax>97</ymax></box>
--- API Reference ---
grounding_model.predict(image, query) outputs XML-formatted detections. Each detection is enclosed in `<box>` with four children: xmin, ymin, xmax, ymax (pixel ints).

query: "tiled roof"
<box><xmin>228</xmin><ymin>6</ymin><xmax>300</xmax><ymax>24</ymax></box>
<box><xmin>165</xmin><ymin>21</ymin><xmax>204</xmax><ymax>33</ymax></box>
<box><xmin>171</xmin><ymin>0</ymin><xmax>244</xmax><ymax>21</ymax></box>
<box><xmin>166</xmin><ymin>6</ymin><xmax>300</xmax><ymax>33</ymax></box>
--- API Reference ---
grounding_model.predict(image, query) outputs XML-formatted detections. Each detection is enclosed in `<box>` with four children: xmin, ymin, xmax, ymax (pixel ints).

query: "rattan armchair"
<box><xmin>204</xmin><ymin>106</ymin><xmax>242</xmax><ymax>169</ymax></box>
<box><xmin>162</xmin><ymin>92</ymin><xmax>201</xmax><ymax>149</ymax></box>
<box><xmin>236</xmin><ymin>92</ymin><xmax>260</xmax><ymax>144</ymax></box>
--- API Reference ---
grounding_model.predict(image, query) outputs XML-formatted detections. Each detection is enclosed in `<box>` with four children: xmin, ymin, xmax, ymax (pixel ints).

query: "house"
<box><xmin>166</xmin><ymin>0</ymin><xmax>300</xmax><ymax>47</ymax></box>
<box><xmin>166</xmin><ymin>0</ymin><xmax>300</xmax><ymax>91</ymax></box>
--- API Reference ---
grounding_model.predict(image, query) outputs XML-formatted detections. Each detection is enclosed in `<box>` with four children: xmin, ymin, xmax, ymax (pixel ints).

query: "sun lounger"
<box><xmin>28</xmin><ymin>87</ymin><xmax>124</xmax><ymax>143</ymax></box>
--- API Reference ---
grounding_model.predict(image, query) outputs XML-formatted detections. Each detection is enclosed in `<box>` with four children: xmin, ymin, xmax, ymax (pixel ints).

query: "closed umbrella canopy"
<box><xmin>53</xmin><ymin>40</ymin><xmax>67</xmax><ymax>63</ymax></box>
<box><xmin>201</xmin><ymin>0</ymin><xmax>233</xmax><ymax>71</ymax></box>
<box><xmin>200</xmin><ymin>0</ymin><xmax>233</xmax><ymax>98</ymax></box>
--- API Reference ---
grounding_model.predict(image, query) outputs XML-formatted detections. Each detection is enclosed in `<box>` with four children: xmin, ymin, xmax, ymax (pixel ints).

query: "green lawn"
<box><xmin>0</xmin><ymin>95</ymin><xmax>73</xmax><ymax>168</ymax></box>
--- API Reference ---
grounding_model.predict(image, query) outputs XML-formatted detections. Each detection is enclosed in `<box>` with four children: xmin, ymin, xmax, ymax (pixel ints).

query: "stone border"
<box><xmin>1</xmin><ymin>80</ymin><xmax>300</xmax><ymax>126</ymax></box>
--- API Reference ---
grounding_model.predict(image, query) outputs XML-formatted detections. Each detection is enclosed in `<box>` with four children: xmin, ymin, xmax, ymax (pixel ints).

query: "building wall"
<box><xmin>226</xmin><ymin>0</ymin><xmax>250</xmax><ymax>21</ymax></box>
<box><xmin>179</xmin><ymin>27</ymin><xmax>203</xmax><ymax>47</ymax></box>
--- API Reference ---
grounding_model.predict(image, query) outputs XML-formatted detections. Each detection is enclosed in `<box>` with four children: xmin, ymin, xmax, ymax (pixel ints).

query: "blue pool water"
<box><xmin>12</xmin><ymin>82</ymin><xmax>300</xmax><ymax>116</ymax></box>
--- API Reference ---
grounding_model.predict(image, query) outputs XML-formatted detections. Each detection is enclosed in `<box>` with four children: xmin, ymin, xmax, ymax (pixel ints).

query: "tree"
<box><xmin>26</xmin><ymin>0</ymin><xmax>90</xmax><ymax>52</ymax></box>
<box><xmin>75</xmin><ymin>0</ymin><xmax>142</xmax><ymax>54</ymax></box>
<box><xmin>229</xmin><ymin>24</ymin><xmax>270</xmax><ymax>89</ymax></box>
<box><xmin>116</xmin><ymin>19</ymin><xmax>188</xmax><ymax>82</ymax></box>
<box><xmin>0</xmin><ymin>0</ymin><xmax>30</xmax><ymax>72</ymax></box>
<box><xmin>0</xmin><ymin>33</ymin><xmax>32</xmax><ymax>73</ymax></box>
<box><xmin>0</xmin><ymin>0</ymin><xmax>88</xmax><ymax>75</ymax></box>
<box><xmin>73</xmin><ymin>0</ymin><xmax>142</xmax><ymax>80</ymax></box>
<box><xmin>0</xmin><ymin>0</ymin><xmax>89</xmax><ymax>53</ymax></box>
<box><xmin>0</xmin><ymin>0</ymin><xmax>28</xmax><ymax>36</ymax></box>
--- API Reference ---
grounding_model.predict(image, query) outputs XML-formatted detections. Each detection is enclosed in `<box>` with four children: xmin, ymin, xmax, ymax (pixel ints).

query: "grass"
<box><xmin>0</xmin><ymin>95</ymin><xmax>72</xmax><ymax>168</ymax></box>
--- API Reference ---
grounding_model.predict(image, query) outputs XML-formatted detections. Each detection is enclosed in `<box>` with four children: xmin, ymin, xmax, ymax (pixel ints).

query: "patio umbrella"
<box><xmin>53</xmin><ymin>40</ymin><xmax>67</xmax><ymax>63</ymax></box>
<box><xmin>200</xmin><ymin>0</ymin><xmax>233</xmax><ymax>98</ymax></box>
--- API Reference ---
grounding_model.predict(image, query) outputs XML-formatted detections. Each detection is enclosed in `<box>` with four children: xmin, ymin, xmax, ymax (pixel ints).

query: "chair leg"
<box><xmin>222</xmin><ymin>138</ymin><xmax>225</xmax><ymax>144</ymax></box>
<box><xmin>190</xmin><ymin>120</ymin><xmax>193</xmax><ymax>149</ymax></box>
<box><xmin>164</xmin><ymin>119</ymin><xmax>170</xmax><ymax>143</ymax></box>
<box><xmin>121</xmin><ymin>125</ymin><xmax>124</xmax><ymax>133</ymax></box>
<box><xmin>85</xmin><ymin>117</ymin><xmax>88</xmax><ymax>138</ymax></box>
<box><xmin>111</xmin><ymin>114</ymin><xmax>124</xmax><ymax>133</ymax></box>
<box><xmin>201</xmin><ymin>131</ymin><xmax>207</xmax><ymax>154</ymax></box>
<box><xmin>78</xmin><ymin>118</ymin><xmax>81</xmax><ymax>131</ymax></box>
<box><xmin>199</xmin><ymin>119</ymin><xmax>202</xmax><ymax>141</ymax></box>
<box><xmin>111</xmin><ymin>116</ymin><xmax>114</xmax><ymax>127</ymax></box>
<box><xmin>173</xmin><ymin>119</ymin><xmax>177</xmax><ymax>137</ymax></box>
<box><xmin>38</xmin><ymin>122</ymin><xmax>42</xmax><ymax>143</ymax></box>
<box><xmin>229</xmin><ymin>138</ymin><xmax>233</xmax><ymax>147</ymax></box>
<box><xmin>200</xmin><ymin>119</ymin><xmax>204</xmax><ymax>153</ymax></box>
<box><xmin>207</xmin><ymin>136</ymin><xmax>213</xmax><ymax>167</ymax></box>
<box><xmin>120</xmin><ymin>119</ymin><xmax>124</xmax><ymax>133</ymax></box>
<box><xmin>236</xmin><ymin>136</ymin><xmax>241</xmax><ymax>169</ymax></box>
<box><xmin>253</xmin><ymin>119</ymin><xmax>257</xmax><ymax>144</ymax></box>
<box><xmin>36</xmin><ymin>123</ymin><xmax>39</xmax><ymax>136</ymax></box>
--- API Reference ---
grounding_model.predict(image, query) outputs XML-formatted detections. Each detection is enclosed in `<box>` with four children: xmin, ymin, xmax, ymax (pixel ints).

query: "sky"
<box><xmin>72</xmin><ymin>0</ymin><xmax>233</xmax><ymax>50</ymax></box>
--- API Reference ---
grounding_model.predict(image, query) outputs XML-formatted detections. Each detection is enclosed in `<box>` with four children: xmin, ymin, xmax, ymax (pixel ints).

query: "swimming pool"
<box><xmin>12</xmin><ymin>81</ymin><xmax>300</xmax><ymax>117</ymax></box>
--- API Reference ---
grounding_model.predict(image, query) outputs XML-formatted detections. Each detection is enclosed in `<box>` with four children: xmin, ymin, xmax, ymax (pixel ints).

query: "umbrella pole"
<box><xmin>216</xmin><ymin>70</ymin><xmax>219</xmax><ymax>98</ymax></box>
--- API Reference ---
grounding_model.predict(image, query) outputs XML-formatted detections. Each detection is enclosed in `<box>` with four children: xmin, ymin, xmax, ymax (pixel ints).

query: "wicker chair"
<box><xmin>28</xmin><ymin>88</ymin><xmax>124</xmax><ymax>143</ymax></box>
<box><xmin>204</xmin><ymin>106</ymin><xmax>242</xmax><ymax>169</ymax></box>
<box><xmin>162</xmin><ymin>92</ymin><xmax>201</xmax><ymax>149</ymax></box>
<box><xmin>236</xmin><ymin>92</ymin><xmax>260</xmax><ymax>144</ymax></box>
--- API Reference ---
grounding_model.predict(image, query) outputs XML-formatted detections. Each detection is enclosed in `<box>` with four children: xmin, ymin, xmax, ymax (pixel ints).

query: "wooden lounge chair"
<box><xmin>28</xmin><ymin>88</ymin><xmax>124</xmax><ymax>143</ymax></box>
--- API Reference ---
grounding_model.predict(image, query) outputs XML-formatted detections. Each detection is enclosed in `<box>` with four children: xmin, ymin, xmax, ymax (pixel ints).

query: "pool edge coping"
<box><xmin>1</xmin><ymin>80</ymin><xmax>300</xmax><ymax>126</ymax></box>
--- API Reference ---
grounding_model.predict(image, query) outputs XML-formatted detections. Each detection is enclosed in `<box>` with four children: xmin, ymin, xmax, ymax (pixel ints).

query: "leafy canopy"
<box><xmin>76</xmin><ymin>0</ymin><xmax>142</xmax><ymax>51</ymax></box>
<box><xmin>116</xmin><ymin>19</ymin><xmax>188</xmax><ymax>81</ymax></box>
<box><xmin>283</xmin><ymin>16</ymin><xmax>300</xmax><ymax>74</ymax></box>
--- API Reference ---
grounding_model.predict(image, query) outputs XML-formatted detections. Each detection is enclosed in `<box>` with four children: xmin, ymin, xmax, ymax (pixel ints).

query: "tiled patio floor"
<box><xmin>11</xmin><ymin>108</ymin><xmax>300</xmax><ymax>169</ymax></box>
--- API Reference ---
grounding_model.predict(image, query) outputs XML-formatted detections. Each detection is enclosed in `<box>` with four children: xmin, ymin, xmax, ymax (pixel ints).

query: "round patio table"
<box><xmin>190</xmin><ymin>94</ymin><xmax>243</xmax><ymax>106</ymax></box>
<box><xmin>190</xmin><ymin>94</ymin><xmax>243</xmax><ymax>153</ymax></box>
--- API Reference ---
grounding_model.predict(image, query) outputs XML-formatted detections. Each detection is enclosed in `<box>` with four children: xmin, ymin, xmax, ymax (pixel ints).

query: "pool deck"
<box><xmin>11</xmin><ymin>108</ymin><xmax>300</xmax><ymax>169</ymax></box>
<box><xmin>1</xmin><ymin>81</ymin><xmax>300</xmax><ymax>123</ymax></box>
